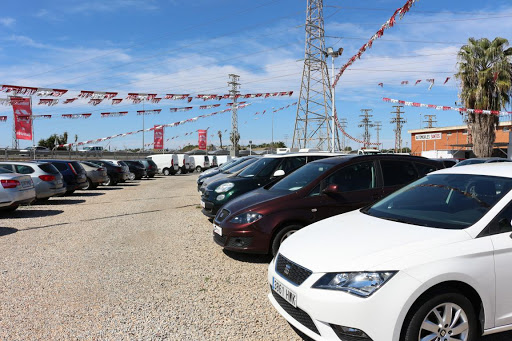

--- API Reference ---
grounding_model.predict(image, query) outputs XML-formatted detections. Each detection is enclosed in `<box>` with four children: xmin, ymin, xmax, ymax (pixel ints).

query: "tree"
<box><xmin>38</xmin><ymin>132</ymin><xmax>69</xmax><ymax>150</ymax></box>
<box><xmin>455</xmin><ymin>37</ymin><xmax>512</xmax><ymax>157</ymax></box>
<box><xmin>217</xmin><ymin>130</ymin><xmax>223</xmax><ymax>149</ymax></box>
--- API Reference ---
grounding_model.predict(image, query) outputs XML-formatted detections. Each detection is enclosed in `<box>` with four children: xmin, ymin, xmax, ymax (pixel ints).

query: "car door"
<box><xmin>379</xmin><ymin>160</ymin><xmax>420</xmax><ymax>197</ymax></box>
<box><xmin>487</xmin><ymin>199</ymin><xmax>512</xmax><ymax>327</ymax></box>
<box><xmin>315</xmin><ymin>161</ymin><xmax>380</xmax><ymax>220</ymax></box>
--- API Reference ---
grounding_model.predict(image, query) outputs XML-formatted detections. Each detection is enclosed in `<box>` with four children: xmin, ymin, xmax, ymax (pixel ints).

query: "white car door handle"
<box><xmin>311</xmin><ymin>208</ymin><xmax>317</xmax><ymax>212</ymax></box>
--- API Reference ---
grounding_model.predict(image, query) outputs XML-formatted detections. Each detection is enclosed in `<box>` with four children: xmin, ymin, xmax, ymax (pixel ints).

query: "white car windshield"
<box><xmin>363</xmin><ymin>174</ymin><xmax>512</xmax><ymax>229</ymax></box>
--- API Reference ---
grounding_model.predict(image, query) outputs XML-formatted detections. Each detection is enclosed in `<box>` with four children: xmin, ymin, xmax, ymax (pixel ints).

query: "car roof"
<box><xmin>262</xmin><ymin>152</ymin><xmax>347</xmax><ymax>159</ymax></box>
<box><xmin>308</xmin><ymin>153</ymin><xmax>438</xmax><ymax>165</ymax></box>
<box><xmin>432</xmin><ymin>162</ymin><xmax>512</xmax><ymax>178</ymax></box>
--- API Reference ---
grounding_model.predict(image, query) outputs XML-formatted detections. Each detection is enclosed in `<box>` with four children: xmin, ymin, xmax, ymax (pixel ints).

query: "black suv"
<box><xmin>89</xmin><ymin>160</ymin><xmax>124</xmax><ymax>186</ymax></box>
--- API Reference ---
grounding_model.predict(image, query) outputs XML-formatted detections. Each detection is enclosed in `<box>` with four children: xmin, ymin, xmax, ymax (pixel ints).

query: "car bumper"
<box><xmin>200</xmin><ymin>198</ymin><xmax>220</xmax><ymax>217</ymax></box>
<box><xmin>212</xmin><ymin>219</ymin><xmax>270</xmax><ymax>254</ymax></box>
<box><xmin>267</xmin><ymin>256</ymin><xmax>421</xmax><ymax>341</ymax></box>
<box><xmin>0</xmin><ymin>187</ymin><xmax>36</xmax><ymax>207</ymax></box>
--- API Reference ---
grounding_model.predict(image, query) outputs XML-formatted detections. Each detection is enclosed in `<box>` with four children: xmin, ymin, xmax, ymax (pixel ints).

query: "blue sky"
<box><xmin>1</xmin><ymin>0</ymin><xmax>511</xmax><ymax>150</ymax></box>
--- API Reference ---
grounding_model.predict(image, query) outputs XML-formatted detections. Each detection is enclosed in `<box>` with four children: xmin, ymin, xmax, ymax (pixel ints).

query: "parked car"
<box><xmin>268</xmin><ymin>162</ymin><xmax>512</xmax><ymax>341</ymax></box>
<box><xmin>78</xmin><ymin>145</ymin><xmax>104</xmax><ymax>156</ymax></box>
<box><xmin>430</xmin><ymin>157</ymin><xmax>459</xmax><ymax>168</ymax></box>
<box><xmin>134</xmin><ymin>159</ymin><xmax>158</xmax><ymax>178</ymax></box>
<box><xmin>101</xmin><ymin>159</ymin><xmax>132</xmax><ymax>181</ymax></box>
<box><xmin>147</xmin><ymin>154</ymin><xmax>179</xmax><ymax>175</ymax></box>
<box><xmin>123</xmin><ymin>160</ymin><xmax>146</xmax><ymax>180</ymax></box>
<box><xmin>212</xmin><ymin>154</ymin><xmax>232</xmax><ymax>167</ymax></box>
<box><xmin>213</xmin><ymin>154</ymin><xmax>443</xmax><ymax>255</ymax></box>
<box><xmin>175</xmin><ymin>154</ymin><xmax>192</xmax><ymax>174</ymax></box>
<box><xmin>189</xmin><ymin>157</ymin><xmax>196</xmax><ymax>173</ymax></box>
<box><xmin>187</xmin><ymin>154</ymin><xmax>210</xmax><ymax>173</ymax></box>
<box><xmin>42</xmin><ymin>160</ymin><xmax>88</xmax><ymax>194</ymax></box>
<box><xmin>80</xmin><ymin>161</ymin><xmax>108</xmax><ymax>189</ymax></box>
<box><xmin>0</xmin><ymin>161</ymin><xmax>66</xmax><ymax>200</ymax></box>
<box><xmin>19</xmin><ymin>146</ymin><xmax>51</xmax><ymax>157</ymax></box>
<box><xmin>198</xmin><ymin>156</ymin><xmax>259</xmax><ymax>193</ymax></box>
<box><xmin>453</xmin><ymin>157</ymin><xmax>511</xmax><ymax>167</ymax></box>
<box><xmin>0</xmin><ymin>167</ymin><xmax>36</xmax><ymax>211</ymax></box>
<box><xmin>201</xmin><ymin>152</ymin><xmax>341</xmax><ymax>218</ymax></box>
<box><xmin>88</xmin><ymin>160</ymin><xmax>124</xmax><ymax>185</ymax></box>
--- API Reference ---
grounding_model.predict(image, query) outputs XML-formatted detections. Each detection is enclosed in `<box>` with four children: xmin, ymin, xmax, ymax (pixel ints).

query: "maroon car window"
<box><xmin>326</xmin><ymin>162</ymin><xmax>375</xmax><ymax>192</ymax></box>
<box><xmin>380</xmin><ymin>160</ymin><xmax>418</xmax><ymax>187</ymax></box>
<box><xmin>271</xmin><ymin>162</ymin><xmax>334</xmax><ymax>192</ymax></box>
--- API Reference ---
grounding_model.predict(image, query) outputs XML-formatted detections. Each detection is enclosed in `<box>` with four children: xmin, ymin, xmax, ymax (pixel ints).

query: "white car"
<box><xmin>0</xmin><ymin>167</ymin><xmax>36</xmax><ymax>211</ymax></box>
<box><xmin>268</xmin><ymin>163</ymin><xmax>512</xmax><ymax>341</ymax></box>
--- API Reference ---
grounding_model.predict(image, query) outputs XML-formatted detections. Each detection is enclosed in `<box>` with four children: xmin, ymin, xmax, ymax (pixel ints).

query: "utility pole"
<box><xmin>374</xmin><ymin>121</ymin><xmax>382</xmax><ymax>148</ymax></box>
<box><xmin>358</xmin><ymin>109</ymin><xmax>374</xmax><ymax>148</ymax></box>
<box><xmin>339</xmin><ymin>118</ymin><xmax>347</xmax><ymax>151</ymax></box>
<box><xmin>292</xmin><ymin>0</ymin><xmax>340</xmax><ymax>150</ymax></box>
<box><xmin>228</xmin><ymin>74</ymin><xmax>240</xmax><ymax>157</ymax></box>
<box><xmin>423</xmin><ymin>114</ymin><xmax>437</xmax><ymax>128</ymax></box>
<box><xmin>391</xmin><ymin>105</ymin><xmax>407</xmax><ymax>153</ymax></box>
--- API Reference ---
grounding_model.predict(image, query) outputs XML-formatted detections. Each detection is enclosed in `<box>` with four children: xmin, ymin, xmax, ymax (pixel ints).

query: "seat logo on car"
<box><xmin>284</xmin><ymin>264</ymin><xmax>291</xmax><ymax>276</ymax></box>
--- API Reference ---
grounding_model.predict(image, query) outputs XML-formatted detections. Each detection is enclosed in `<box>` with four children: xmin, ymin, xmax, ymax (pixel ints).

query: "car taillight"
<box><xmin>98</xmin><ymin>168</ymin><xmax>105</xmax><ymax>171</ymax></box>
<box><xmin>171</xmin><ymin>159</ymin><xmax>174</xmax><ymax>166</ymax></box>
<box><xmin>1</xmin><ymin>179</ymin><xmax>20</xmax><ymax>189</ymax></box>
<box><xmin>39</xmin><ymin>175</ymin><xmax>56</xmax><ymax>182</ymax></box>
<box><xmin>183</xmin><ymin>159</ymin><xmax>185</xmax><ymax>165</ymax></box>
<box><xmin>116</xmin><ymin>167</ymin><xmax>123</xmax><ymax>173</ymax></box>
<box><xmin>68</xmin><ymin>163</ymin><xmax>78</xmax><ymax>175</ymax></box>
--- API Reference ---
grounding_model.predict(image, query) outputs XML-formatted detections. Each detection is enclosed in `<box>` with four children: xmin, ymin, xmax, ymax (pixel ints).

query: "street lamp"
<box><xmin>325</xmin><ymin>47</ymin><xmax>343</xmax><ymax>152</ymax></box>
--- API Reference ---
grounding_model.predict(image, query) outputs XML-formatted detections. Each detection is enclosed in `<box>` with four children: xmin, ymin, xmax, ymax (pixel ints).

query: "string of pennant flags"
<box><xmin>378</xmin><ymin>77</ymin><xmax>451</xmax><ymax>89</ymax></box>
<box><xmin>332</xmin><ymin>0</ymin><xmax>419</xmax><ymax>88</ymax></box>
<box><xmin>0</xmin><ymin>85</ymin><xmax>293</xmax><ymax>106</ymax></box>
<box><xmin>57</xmin><ymin>104</ymin><xmax>250</xmax><ymax>148</ymax></box>
<box><xmin>382</xmin><ymin>98</ymin><xmax>512</xmax><ymax>117</ymax></box>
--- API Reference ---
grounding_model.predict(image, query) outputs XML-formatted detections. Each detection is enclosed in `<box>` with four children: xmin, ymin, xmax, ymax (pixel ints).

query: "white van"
<box><xmin>213</xmin><ymin>155</ymin><xmax>231</xmax><ymax>167</ymax></box>
<box><xmin>188</xmin><ymin>155</ymin><xmax>211</xmax><ymax>172</ymax></box>
<box><xmin>147</xmin><ymin>154</ymin><xmax>179</xmax><ymax>175</ymax></box>
<box><xmin>175</xmin><ymin>154</ymin><xmax>192</xmax><ymax>174</ymax></box>
<box><xmin>78</xmin><ymin>145</ymin><xmax>104</xmax><ymax>155</ymax></box>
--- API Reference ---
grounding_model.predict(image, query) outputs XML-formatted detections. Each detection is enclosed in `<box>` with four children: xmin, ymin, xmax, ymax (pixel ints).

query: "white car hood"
<box><xmin>278</xmin><ymin>210</ymin><xmax>471</xmax><ymax>273</ymax></box>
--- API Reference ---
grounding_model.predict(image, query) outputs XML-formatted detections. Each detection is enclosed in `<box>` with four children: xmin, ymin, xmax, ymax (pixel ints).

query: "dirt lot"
<box><xmin>0</xmin><ymin>174</ymin><xmax>510</xmax><ymax>340</ymax></box>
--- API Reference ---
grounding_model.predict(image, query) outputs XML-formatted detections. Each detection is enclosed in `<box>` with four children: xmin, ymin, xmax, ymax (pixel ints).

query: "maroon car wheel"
<box><xmin>271</xmin><ymin>224</ymin><xmax>302</xmax><ymax>256</ymax></box>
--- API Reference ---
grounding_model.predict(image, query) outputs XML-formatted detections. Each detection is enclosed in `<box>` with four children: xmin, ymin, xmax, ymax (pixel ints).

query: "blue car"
<box><xmin>40</xmin><ymin>160</ymin><xmax>88</xmax><ymax>194</ymax></box>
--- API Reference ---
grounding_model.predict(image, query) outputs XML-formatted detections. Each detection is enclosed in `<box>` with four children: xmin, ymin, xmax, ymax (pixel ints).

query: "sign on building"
<box><xmin>415</xmin><ymin>133</ymin><xmax>442</xmax><ymax>141</ymax></box>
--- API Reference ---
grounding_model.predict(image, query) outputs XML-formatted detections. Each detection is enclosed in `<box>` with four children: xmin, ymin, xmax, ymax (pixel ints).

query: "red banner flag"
<box><xmin>198</xmin><ymin>129</ymin><xmax>207</xmax><ymax>150</ymax></box>
<box><xmin>154</xmin><ymin>125</ymin><xmax>164</xmax><ymax>150</ymax></box>
<box><xmin>12</xmin><ymin>97</ymin><xmax>32</xmax><ymax>140</ymax></box>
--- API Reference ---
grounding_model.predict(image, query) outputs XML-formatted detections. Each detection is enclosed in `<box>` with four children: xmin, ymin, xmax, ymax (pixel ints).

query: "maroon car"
<box><xmin>213</xmin><ymin>154</ymin><xmax>443</xmax><ymax>255</ymax></box>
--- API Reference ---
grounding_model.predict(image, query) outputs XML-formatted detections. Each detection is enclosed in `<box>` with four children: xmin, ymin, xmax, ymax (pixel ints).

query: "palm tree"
<box><xmin>455</xmin><ymin>37</ymin><xmax>512</xmax><ymax>157</ymax></box>
<box><xmin>218</xmin><ymin>130</ymin><xmax>223</xmax><ymax>149</ymax></box>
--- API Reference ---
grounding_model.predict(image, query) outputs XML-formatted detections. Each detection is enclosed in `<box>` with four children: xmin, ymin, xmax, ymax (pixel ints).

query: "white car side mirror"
<box><xmin>273</xmin><ymin>170</ymin><xmax>285</xmax><ymax>177</ymax></box>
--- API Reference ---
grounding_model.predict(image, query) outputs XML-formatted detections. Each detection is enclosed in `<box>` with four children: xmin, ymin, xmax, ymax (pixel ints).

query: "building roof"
<box><xmin>408</xmin><ymin>121</ymin><xmax>512</xmax><ymax>134</ymax></box>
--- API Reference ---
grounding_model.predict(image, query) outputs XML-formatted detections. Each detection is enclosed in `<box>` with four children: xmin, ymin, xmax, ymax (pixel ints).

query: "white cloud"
<box><xmin>0</xmin><ymin>17</ymin><xmax>15</xmax><ymax>28</ymax></box>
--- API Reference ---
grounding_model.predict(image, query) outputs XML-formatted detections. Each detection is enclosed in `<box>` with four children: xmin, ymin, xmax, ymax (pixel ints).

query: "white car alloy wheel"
<box><xmin>404</xmin><ymin>293</ymin><xmax>476</xmax><ymax>341</ymax></box>
<box><xmin>163</xmin><ymin>168</ymin><xmax>170</xmax><ymax>176</ymax></box>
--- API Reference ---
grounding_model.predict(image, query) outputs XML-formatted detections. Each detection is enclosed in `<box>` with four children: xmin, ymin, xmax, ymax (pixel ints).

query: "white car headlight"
<box><xmin>229</xmin><ymin>212</ymin><xmax>263</xmax><ymax>224</ymax></box>
<box><xmin>312</xmin><ymin>271</ymin><xmax>396</xmax><ymax>297</ymax></box>
<box><xmin>215</xmin><ymin>182</ymin><xmax>234</xmax><ymax>193</ymax></box>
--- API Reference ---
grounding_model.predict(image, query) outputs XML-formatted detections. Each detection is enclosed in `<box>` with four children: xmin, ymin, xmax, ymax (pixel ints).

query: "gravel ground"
<box><xmin>0</xmin><ymin>174</ymin><xmax>510</xmax><ymax>340</ymax></box>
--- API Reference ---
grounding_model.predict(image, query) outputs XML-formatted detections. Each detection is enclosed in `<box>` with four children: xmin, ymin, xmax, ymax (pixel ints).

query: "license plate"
<box><xmin>201</xmin><ymin>200</ymin><xmax>206</xmax><ymax>208</ymax></box>
<box><xmin>21</xmin><ymin>180</ymin><xmax>32</xmax><ymax>188</ymax></box>
<box><xmin>213</xmin><ymin>224</ymin><xmax>222</xmax><ymax>236</ymax></box>
<box><xmin>56</xmin><ymin>180</ymin><xmax>63</xmax><ymax>185</ymax></box>
<box><xmin>273</xmin><ymin>277</ymin><xmax>297</xmax><ymax>307</ymax></box>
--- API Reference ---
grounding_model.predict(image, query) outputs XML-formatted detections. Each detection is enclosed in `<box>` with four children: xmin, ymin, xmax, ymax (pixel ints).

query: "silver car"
<box><xmin>0</xmin><ymin>161</ymin><xmax>66</xmax><ymax>201</ymax></box>
<box><xmin>80</xmin><ymin>161</ymin><xmax>109</xmax><ymax>189</ymax></box>
<box><xmin>0</xmin><ymin>167</ymin><xmax>36</xmax><ymax>211</ymax></box>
